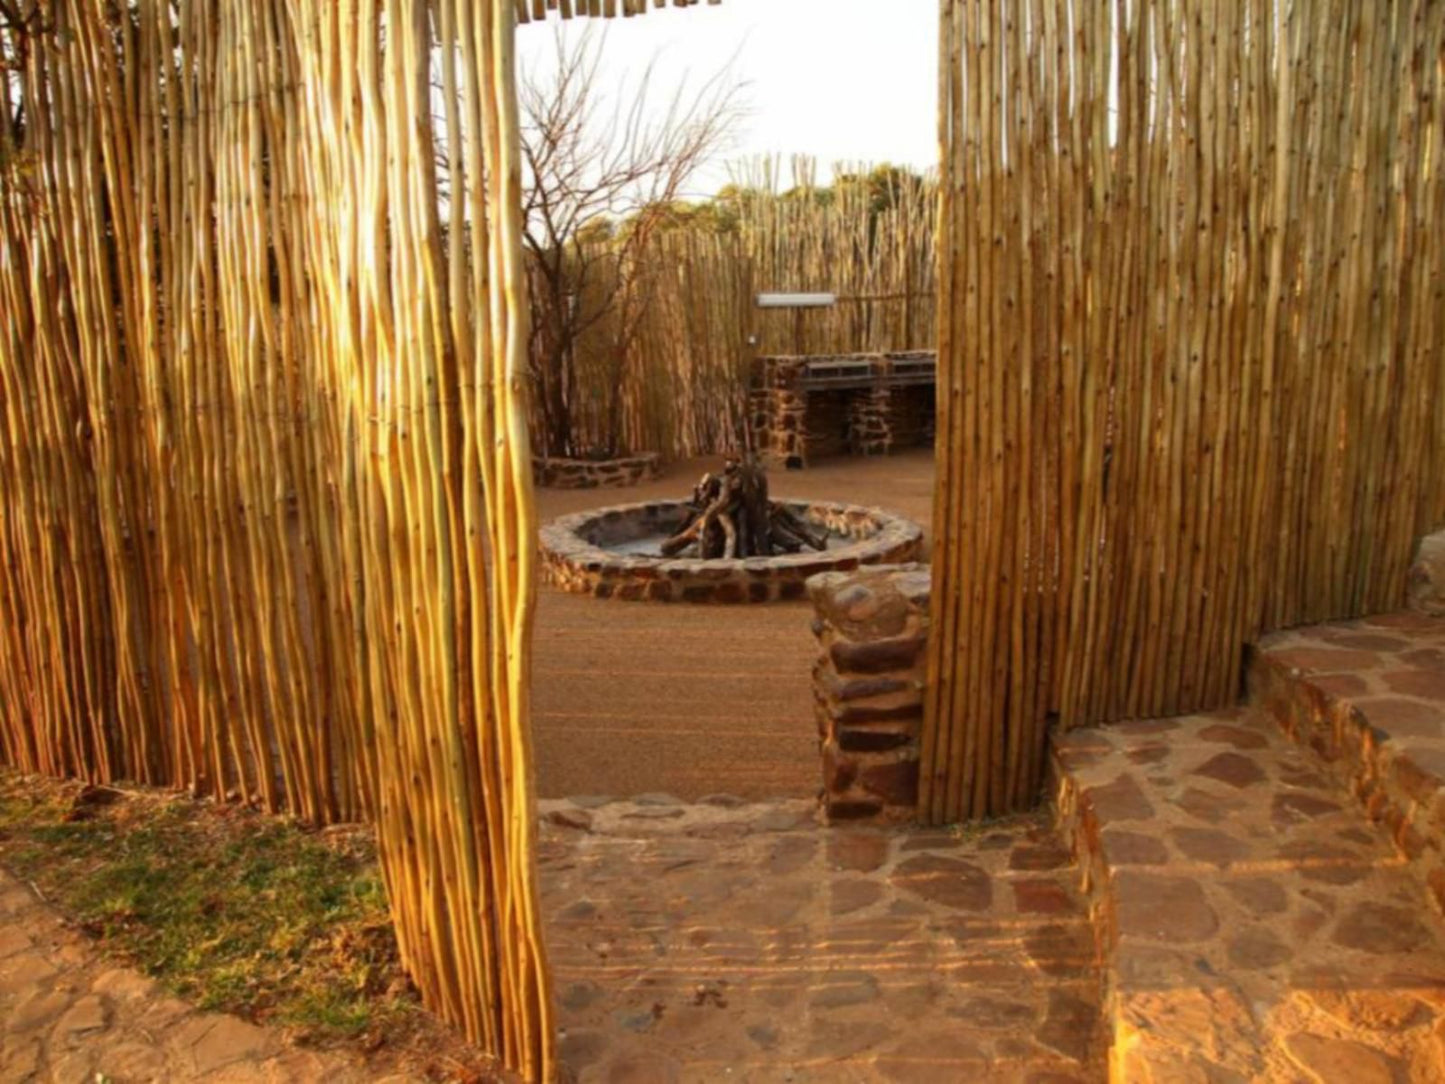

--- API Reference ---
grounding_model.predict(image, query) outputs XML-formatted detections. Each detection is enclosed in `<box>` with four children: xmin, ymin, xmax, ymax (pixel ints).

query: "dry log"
<box><xmin>661</xmin><ymin>459</ymin><xmax>829</xmax><ymax>560</ymax></box>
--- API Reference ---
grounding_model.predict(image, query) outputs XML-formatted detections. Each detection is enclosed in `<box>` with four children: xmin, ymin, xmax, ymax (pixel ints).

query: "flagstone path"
<box><xmin>537</xmin><ymin>797</ymin><xmax>1105</xmax><ymax>1083</ymax></box>
<box><xmin>0</xmin><ymin>868</ymin><xmax>390</xmax><ymax>1083</ymax></box>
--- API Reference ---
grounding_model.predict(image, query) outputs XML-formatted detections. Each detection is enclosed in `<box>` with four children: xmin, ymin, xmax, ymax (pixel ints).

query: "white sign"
<box><xmin>755</xmin><ymin>292</ymin><xmax>837</xmax><ymax>309</ymax></box>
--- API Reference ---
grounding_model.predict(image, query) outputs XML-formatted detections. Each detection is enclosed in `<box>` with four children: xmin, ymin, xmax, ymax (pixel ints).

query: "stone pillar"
<box><xmin>1408</xmin><ymin>530</ymin><xmax>1445</xmax><ymax>616</ymax></box>
<box><xmin>847</xmin><ymin>385</ymin><xmax>892</xmax><ymax>456</ymax></box>
<box><xmin>753</xmin><ymin>357</ymin><xmax>809</xmax><ymax>469</ymax></box>
<box><xmin>807</xmin><ymin>565</ymin><xmax>931</xmax><ymax>823</ymax></box>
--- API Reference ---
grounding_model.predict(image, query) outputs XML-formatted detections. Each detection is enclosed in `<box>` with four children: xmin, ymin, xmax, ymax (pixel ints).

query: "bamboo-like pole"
<box><xmin>2</xmin><ymin>0</ymin><xmax>559</xmax><ymax>1075</ymax></box>
<box><xmin>920</xmin><ymin>0</ymin><xmax>1445</xmax><ymax>823</ymax></box>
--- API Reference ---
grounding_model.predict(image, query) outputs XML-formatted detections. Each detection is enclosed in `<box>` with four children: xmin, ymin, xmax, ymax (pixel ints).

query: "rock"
<box><xmin>827</xmin><ymin>832</ymin><xmax>889</xmax><ymax>873</ymax></box>
<box><xmin>6</xmin><ymin>989</ymin><xmax>70</xmax><ymax>1034</ymax></box>
<box><xmin>1025</xmin><ymin>923</ymin><xmax>1094</xmax><ymax>979</ymax></box>
<box><xmin>1012</xmin><ymin>879</ymin><xmax>1076</xmax><ymax>915</ymax></box>
<box><xmin>767</xmin><ymin>834</ymin><xmax>818</xmax><ymax>875</ymax></box>
<box><xmin>1354</xmin><ymin>696</ymin><xmax>1445</xmax><ymax>738</ymax></box>
<box><xmin>1220</xmin><ymin>878</ymin><xmax>1289</xmax><ymax>917</ymax></box>
<box><xmin>1284</xmin><ymin>1033</ymin><xmax>1398</xmax><ymax>1084</ymax></box>
<box><xmin>831</xmin><ymin>879</ymin><xmax>885</xmax><ymax>916</ymax></box>
<box><xmin>0</xmin><ymin>1039</ymin><xmax>41</xmax><ymax>1081</ymax></box>
<box><xmin>859</xmin><ymin>759</ymin><xmax>920</xmax><ymax>807</ymax></box>
<box><xmin>1169</xmin><ymin>827</ymin><xmax>1250</xmax><ymax>868</ymax></box>
<box><xmin>1383</xmin><ymin>669</ymin><xmax>1445</xmax><ymax>699</ymax></box>
<box><xmin>1101</xmin><ymin>829</ymin><xmax>1171</xmax><ymax>866</ymax></box>
<box><xmin>1270</xmin><ymin>791</ymin><xmax>1341</xmax><ymax>822</ymax></box>
<box><xmin>1191</xmin><ymin>752</ymin><xmax>1267</xmax><ymax>789</ymax></box>
<box><xmin>1173</xmin><ymin>785</ymin><xmax>1246</xmax><ymax>824</ymax></box>
<box><xmin>53</xmin><ymin>994</ymin><xmax>109</xmax><ymax>1044</ymax></box>
<box><xmin>633</xmin><ymin>793</ymin><xmax>681</xmax><ymax>807</ymax></box>
<box><xmin>1114</xmin><ymin>873</ymin><xmax>1219</xmax><ymax>942</ymax></box>
<box><xmin>1126</xmin><ymin>743</ymin><xmax>1170</xmax><ymax>765</ymax></box>
<box><xmin>1225</xmin><ymin>926</ymin><xmax>1292</xmax><ymax>970</ymax></box>
<box><xmin>1036</xmin><ymin>990</ymin><xmax>1099</xmax><ymax>1063</ymax></box>
<box><xmin>949</xmin><ymin>996</ymin><xmax>1035</xmax><ymax>1029</ymax></box>
<box><xmin>90</xmin><ymin>968</ymin><xmax>157</xmax><ymax>1000</ymax></box>
<box><xmin>809</xmin><ymin>971</ymin><xmax>880</xmax><ymax>1009</ymax></box>
<box><xmin>1197</xmin><ymin>723</ymin><xmax>1269</xmax><ymax>749</ymax></box>
<box><xmin>1117</xmin><ymin>984</ymin><xmax>1260</xmax><ymax>1079</ymax></box>
<box><xmin>837</xmin><ymin>727</ymin><xmax>913</xmax><ymax>753</ymax></box>
<box><xmin>1303</xmin><ymin>988</ymin><xmax>1427</xmax><ymax>1032</ymax></box>
<box><xmin>892</xmin><ymin>854</ymin><xmax>993</xmax><ymax>911</ymax></box>
<box><xmin>0</xmin><ymin>926</ymin><xmax>32</xmax><ymax>960</ymax></box>
<box><xmin>829</xmin><ymin>634</ymin><xmax>928</xmax><ymax>675</ymax></box>
<box><xmin>1086</xmin><ymin>772</ymin><xmax>1155</xmax><ymax>822</ymax></box>
<box><xmin>1008</xmin><ymin>842</ymin><xmax>1070</xmax><ymax>871</ymax></box>
<box><xmin>569</xmin><ymin>795</ymin><xmax>616</xmax><ymax>809</ymax></box>
<box><xmin>187</xmin><ymin>1016</ymin><xmax>273</xmax><ymax>1074</ymax></box>
<box><xmin>755</xmin><ymin>806</ymin><xmax>811</xmax><ymax>832</ymax></box>
<box><xmin>545</xmin><ymin>808</ymin><xmax>594</xmax><ymax>832</ymax></box>
<box><xmin>1332</xmin><ymin>902</ymin><xmax>1432</xmax><ymax>954</ymax></box>
<box><xmin>899</xmin><ymin>831</ymin><xmax>964</xmax><ymax>852</ymax></box>
<box><xmin>697</xmin><ymin>793</ymin><xmax>747</xmax><ymax>808</ymax></box>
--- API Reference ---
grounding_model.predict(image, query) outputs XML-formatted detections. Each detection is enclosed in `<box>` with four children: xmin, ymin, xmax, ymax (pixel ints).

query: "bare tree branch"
<box><xmin>519</xmin><ymin>24</ymin><xmax>747</xmax><ymax>457</ymax></box>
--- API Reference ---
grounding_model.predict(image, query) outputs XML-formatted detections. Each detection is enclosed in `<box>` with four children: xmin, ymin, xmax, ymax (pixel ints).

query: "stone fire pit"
<box><xmin>541</xmin><ymin>499</ymin><xmax>923</xmax><ymax>603</ymax></box>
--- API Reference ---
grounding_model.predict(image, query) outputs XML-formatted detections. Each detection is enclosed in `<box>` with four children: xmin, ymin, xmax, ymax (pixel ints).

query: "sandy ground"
<box><xmin>533</xmin><ymin>450</ymin><xmax>936</xmax><ymax>801</ymax></box>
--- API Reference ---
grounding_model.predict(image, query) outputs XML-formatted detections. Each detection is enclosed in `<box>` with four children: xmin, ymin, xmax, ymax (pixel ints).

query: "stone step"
<box><xmin>1252</xmin><ymin>611</ymin><xmax>1445</xmax><ymax>915</ymax></box>
<box><xmin>1051</xmin><ymin>708</ymin><xmax>1445</xmax><ymax>1082</ymax></box>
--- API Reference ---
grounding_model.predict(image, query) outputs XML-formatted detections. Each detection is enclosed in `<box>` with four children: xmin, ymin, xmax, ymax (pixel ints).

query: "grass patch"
<box><xmin>0</xmin><ymin>772</ymin><xmax>493</xmax><ymax>1079</ymax></box>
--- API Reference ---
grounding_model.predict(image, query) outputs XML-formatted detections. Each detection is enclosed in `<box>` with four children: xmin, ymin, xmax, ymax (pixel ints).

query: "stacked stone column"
<box><xmin>751</xmin><ymin>357</ymin><xmax>809</xmax><ymax>469</ymax></box>
<box><xmin>807</xmin><ymin>566</ymin><xmax>931</xmax><ymax>822</ymax></box>
<box><xmin>847</xmin><ymin>386</ymin><xmax>893</xmax><ymax>456</ymax></box>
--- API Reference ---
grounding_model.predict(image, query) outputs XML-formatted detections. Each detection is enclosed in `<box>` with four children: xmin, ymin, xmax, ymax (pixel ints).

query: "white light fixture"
<box><xmin>755</xmin><ymin>292</ymin><xmax>836</xmax><ymax>308</ymax></box>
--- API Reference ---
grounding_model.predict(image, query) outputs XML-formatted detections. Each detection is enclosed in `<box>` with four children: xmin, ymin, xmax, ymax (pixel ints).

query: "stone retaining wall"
<box><xmin>542</xmin><ymin>501</ymin><xmax>924</xmax><ymax>603</ymax></box>
<box><xmin>807</xmin><ymin>565</ymin><xmax>930</xmax><ymax>822</ymax></box>
<box><xmin>533</xmin><ymin>453</ymin><xmax>661</xmax><ymax>490</ymax></box>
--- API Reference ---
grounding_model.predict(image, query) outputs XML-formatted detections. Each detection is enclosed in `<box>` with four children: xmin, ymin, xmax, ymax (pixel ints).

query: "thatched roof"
<box><xmin>517</xmin><ymin>0</ymin><xmax>720</xmax><ymax>23</ymax></box>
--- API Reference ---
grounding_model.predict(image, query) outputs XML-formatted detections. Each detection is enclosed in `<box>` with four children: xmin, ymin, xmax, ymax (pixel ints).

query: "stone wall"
<box><xmin>542</xmin><ymin>501</ymin><xmax>924</xmax><ymax>603</ymax></box>
<box><xmin>752</xmin><ymin>353</ymin><xmax>937</xmax><ymax>468</ymax></box>
<box><xmin>808</xmin><ymin>565</ymin><xmax>931</xmax><ymax>822</ymax></box>
<box><xmin>533</xmin><ymin>453</ymin><xmax>661</xmax><ymax>490</ymax></box>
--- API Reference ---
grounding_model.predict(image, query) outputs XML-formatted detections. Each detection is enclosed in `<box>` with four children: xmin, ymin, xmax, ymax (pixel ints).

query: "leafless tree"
<box><xmin>520</xmin><ymin>24</ymin><xmax>745</xmax><ymax>458</ymax></box>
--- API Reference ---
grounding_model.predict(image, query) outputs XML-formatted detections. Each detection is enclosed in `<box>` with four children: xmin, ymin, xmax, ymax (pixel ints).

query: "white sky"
<box><xmin>515</xmin><ymin>0</ymin><xmax>940</xmax><ymax>198</ymax></box>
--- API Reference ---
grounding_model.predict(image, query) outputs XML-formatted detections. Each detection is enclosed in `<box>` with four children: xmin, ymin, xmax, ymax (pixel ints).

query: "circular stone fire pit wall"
<box><xmin>541</xmin><ymin>500</ymin><xmax>924</xmax><ymax>603</ymax></box>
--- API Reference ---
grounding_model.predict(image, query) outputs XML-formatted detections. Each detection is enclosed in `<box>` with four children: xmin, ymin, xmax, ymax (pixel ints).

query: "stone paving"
<box><xmin>0</xmin><ymin>867</ymin><xmax>393</xmax><ymax>1083</ymax></box>
<box><xmin>1053</xmin><ymin>707</ymin><xmax>1445</xmax><ymax>1082</ymax></box>
<box><xmin>537</xmin><ymin>797</ymin><xmax>1105</xmax><ymax>1083</ymax></box>
<box><xmin>1256</xmin><ymin>612</ymin><xmax>1445</xmax><ymax>914</ymax></box>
